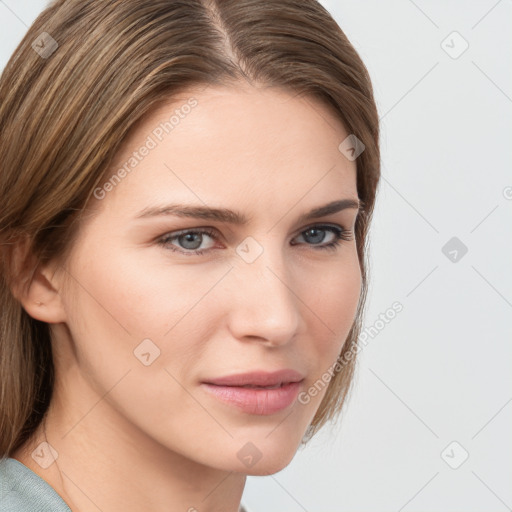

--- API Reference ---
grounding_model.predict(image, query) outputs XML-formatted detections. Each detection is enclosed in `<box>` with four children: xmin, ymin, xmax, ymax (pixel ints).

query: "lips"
<box><xmin>200</xmin><ymin>369</ymin><xmax>305</xmax><ymax>415</ymax></box>
<box><xmin>202</xmin><ymin>369</ymin><xmax>305</xmax><ymax>388</ymax></box>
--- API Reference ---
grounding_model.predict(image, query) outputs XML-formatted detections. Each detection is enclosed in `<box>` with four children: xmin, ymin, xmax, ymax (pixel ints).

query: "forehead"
<box><xmin>90</xmin><ymin>83</ymin><xmax>358</xmax><ymax>220</ymax></box>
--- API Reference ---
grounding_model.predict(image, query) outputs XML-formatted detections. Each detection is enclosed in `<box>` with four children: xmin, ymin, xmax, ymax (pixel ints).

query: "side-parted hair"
<box><xmin>0</xmin><ymin>0</ymin><xmax>380</xmax><ymax>457</ymax></box>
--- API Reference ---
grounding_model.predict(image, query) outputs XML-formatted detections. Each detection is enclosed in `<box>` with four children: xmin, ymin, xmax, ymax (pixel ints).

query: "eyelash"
<box><xmin>157</xmin><ymin>224</ymin><xmax>353</xmax><ymax>257</ymax></box>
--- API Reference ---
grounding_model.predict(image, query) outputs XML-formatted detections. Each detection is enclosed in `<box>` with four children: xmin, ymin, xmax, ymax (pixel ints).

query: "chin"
<box><xmin>225</xmin><ymin>434</ymin><xmax>303</xmax><ymax>476</ymax></box>
<box><xmin>242</xmin><ymin>455</ymin><xmax>296</xmax><ymax>476</ymax></box>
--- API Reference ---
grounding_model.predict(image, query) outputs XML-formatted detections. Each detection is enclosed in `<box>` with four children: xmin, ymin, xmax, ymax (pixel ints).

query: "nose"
<box><xmin>225</xmin><ymin>245</ymin><xmax>302</xmax><ymax>347</ymax></box>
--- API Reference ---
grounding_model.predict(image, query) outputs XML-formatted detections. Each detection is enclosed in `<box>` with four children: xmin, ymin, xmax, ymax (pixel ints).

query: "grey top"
<box><xmin>0</xmin><ymin>457</ymin><xmax>250</xmax><ymax>511</ymax></box>
<box><xmin>0</xmin><ymin>457</ymin><xmax>71</xmax><ymax>511</ymax></box>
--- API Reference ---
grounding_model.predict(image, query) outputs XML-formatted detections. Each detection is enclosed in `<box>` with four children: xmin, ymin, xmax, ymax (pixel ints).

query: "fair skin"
<box><xmin>12</xmin><ymin>82</ymin><xmax>361</xmax><ymax>512</ymax></box>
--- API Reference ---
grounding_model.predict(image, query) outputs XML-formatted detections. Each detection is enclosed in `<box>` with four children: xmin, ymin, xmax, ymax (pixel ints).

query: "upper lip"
<box><xmin>203</xmin><ymin>369</ymin><xmax>305</xmax><ymax>387</ymax></box>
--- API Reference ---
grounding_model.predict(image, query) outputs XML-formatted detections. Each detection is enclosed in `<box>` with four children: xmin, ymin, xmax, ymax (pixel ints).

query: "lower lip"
<box><xmin>200</xmin><ymin>381</ymin><xmax>303</xmax><ymax>415</ymax></box>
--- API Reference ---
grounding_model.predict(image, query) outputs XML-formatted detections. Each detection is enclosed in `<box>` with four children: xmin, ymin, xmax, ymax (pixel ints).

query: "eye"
<box><xmin>291</xmin><ymin>224</ymin><xmax>353</xmax><ymax>251</ymax></box>
<box><xmin>157</xmin><ymin>224</ymin><xmax>353</xmax><ymax>256</ymax></box>
<box><xmin>157</xmin><ymin>228</ymin><xmax>218</xmax><ymax>256</ymax></box>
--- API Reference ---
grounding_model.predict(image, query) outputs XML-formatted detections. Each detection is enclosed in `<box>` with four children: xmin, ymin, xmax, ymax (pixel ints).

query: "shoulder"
<box><xmin>1</xmin><ymin>458</ymin><xmax>250</xmax><ymax>512</ymax></box>
<box><xmin>0</xmin><ymin>457</ymin><xmax>71</xmax><ymax>511</ymax></box>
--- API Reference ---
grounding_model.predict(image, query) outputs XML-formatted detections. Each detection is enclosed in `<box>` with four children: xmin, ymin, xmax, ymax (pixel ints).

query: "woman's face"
<box><xmin>52</xmin><ymin>83</ymin><xmax>362</xmax><ymax>474</ymax></box>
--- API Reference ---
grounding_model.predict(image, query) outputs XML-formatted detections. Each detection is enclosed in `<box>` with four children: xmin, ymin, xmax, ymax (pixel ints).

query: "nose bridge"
<box><xmin>227</xmin><ymin>238</ymin><xmax>301</xmax><ymax>344</ymax></box>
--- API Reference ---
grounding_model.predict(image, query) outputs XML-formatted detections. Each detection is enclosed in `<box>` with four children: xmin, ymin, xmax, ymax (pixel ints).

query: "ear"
<box><xmin>8</xmin><ymin>236</ymin><xmax>68</xmax><ymax>324</ymax></box>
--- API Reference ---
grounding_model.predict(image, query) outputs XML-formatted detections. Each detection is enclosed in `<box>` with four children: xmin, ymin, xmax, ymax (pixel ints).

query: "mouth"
<box><xmin>200</xmin><ymin>370</ymin><xmax>305</xmax><ymax>415</ymax></box>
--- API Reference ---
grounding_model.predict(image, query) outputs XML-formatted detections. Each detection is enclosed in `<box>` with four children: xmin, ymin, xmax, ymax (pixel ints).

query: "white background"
<box><xmin>1</xmin><ymin>1</ymin><xmax>511</xmax><ymax>511</ymax></box>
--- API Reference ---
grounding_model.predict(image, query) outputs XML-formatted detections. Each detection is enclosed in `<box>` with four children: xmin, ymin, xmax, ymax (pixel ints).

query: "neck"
<box><xmin>11</xmin><ymin>368</ymin><xmax>247</xmax><ymax>512</ymax></box>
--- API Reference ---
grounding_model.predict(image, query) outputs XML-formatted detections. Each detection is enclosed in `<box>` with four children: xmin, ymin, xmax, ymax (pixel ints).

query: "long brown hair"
<box><xmin>0</xmin><ymin>0</ymin><xmax>380</xmax><ymax>457</ymax></box>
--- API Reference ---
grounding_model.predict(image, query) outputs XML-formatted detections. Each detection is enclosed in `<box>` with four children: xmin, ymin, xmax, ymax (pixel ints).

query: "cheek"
<box><xmin>67</xmin><ymin>240</ymin><xmax>227</xmax><ymax>338</ymax></box>
<box><xmin>304</xmin><ymin>252</ymin><xmax>362</xmax><ymax>334</ymax></box>
<box><xmin>60</xmin><ymin>243</ymin><xmax>229</xmax><ymax>388</ymax></box>
<box><xmin>297</xmin><ymin>253</ymin><xmax>362</xmax><ymax>380</ymax></box>
<box><xmin>59</xmin><ymin>246</ymin><xmax>218</xmax><ymax>434</ymax></box>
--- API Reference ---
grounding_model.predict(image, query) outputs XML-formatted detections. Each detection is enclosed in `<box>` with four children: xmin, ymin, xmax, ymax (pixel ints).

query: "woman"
<box><xmin>0</xmin><ymin>0</ymin><xmax>380</xmax><ymax>510</ymax></box>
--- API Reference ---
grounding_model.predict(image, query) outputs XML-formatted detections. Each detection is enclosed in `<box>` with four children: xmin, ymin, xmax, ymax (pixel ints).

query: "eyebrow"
<box><xmin>134</xmin><ymin>198</ymin><xmax>361</xmax><ymax>225</ymax></box>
